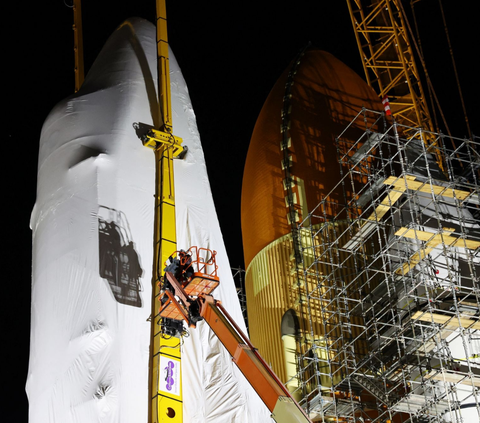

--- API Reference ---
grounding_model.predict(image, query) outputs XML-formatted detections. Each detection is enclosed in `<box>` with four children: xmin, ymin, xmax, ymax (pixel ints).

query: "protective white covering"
<box><xmin>28</xmin><ymin>18</ymin><xmax>271</xmax><ymax>423</ymax></box>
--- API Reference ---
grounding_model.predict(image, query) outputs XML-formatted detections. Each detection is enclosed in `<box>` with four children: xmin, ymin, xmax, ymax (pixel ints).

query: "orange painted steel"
<box><xmin>156</xmin><ymin>246</ymin><xmax>312</xmax><ymax>422</ymax></box>
<box><xmin>241</xmin><ymin>49</ymin><xmax>382</xmax><ymax>268</ymax></box>
<box><xmin>200</xmin><ymin>296</ymin><xmax>289</xmax><ymax>411</ymax></box>
<box><xmin>183</xmin><ymin>275</ymin><xmax>219</xmax><ymax>297</ymax></box>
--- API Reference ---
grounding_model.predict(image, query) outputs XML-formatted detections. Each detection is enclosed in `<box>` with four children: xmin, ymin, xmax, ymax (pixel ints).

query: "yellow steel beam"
<box><xmin>425</xmin><ymin>370</ymin><xmax>480</xmax><ymax>388</ymax></box>
<box><xmin>142</xmin><ymin>128</ymin><xmax>184</xmax><ymax>155</ymax></box>
<box><xmin>364</xmin><ymin>175</ymin><xmax>416</xmax><ymax>222</ymax></box>
<box><xmin>149</xmin><ymin>1</ymin><xmax>183</xmax><ymax>422</ymax></box>
<box><xmin>412</xmin><ymin>311</ymin><xmax>480</xmax><ymax>332</ymax></box>
<box><xmin>356</xmin><ymin>173</ymin><xmax>479</xmax><ymax>275</ymax></box>
<box><xmin>156</xmin><ymin>0</ymin><xmax>172</xmax><ymax>132</ymax></box>
<box><xmin>394</xmin><ymin>227</ymin><xmax>480</xmax><ymax>275</ymax></box>
<box><xmin>384</xmin><ymin>176</ymin><xmax>473</xmax><ymax>201</ymax></box>
<box><xmin>72</xmin><ymin>0</ymin><xmax>84</xmax><ymax>92</ymax></box>
<box><xmin>149</xmin><ymin>131</ymin><xmax>184</xmax><ymax>423</ymax></box>
<box><xmin>363</xmin><ymin>171</ymin><xmax>475</xmax><ymax>227</ymax></box>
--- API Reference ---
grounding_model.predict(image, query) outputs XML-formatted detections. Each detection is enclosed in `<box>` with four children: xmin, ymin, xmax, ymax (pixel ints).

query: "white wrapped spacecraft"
<box><xmin>28</xmin><ymin>17</ymin><xmax>271</xmax><ymax>423</ymax></box>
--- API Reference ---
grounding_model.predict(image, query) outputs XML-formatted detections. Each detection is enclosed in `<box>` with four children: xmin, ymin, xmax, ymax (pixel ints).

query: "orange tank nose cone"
<box><xmin>241</xmin><ymin>48</ymin><xmax>382</xmax><ymax>267</ymax></box>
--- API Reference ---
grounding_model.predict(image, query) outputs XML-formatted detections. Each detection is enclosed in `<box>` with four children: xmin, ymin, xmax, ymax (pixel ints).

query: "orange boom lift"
<box><xmin>158</xmin><ymin>247</ymin><xmax>312</xmax><ymax>423</ymax></box>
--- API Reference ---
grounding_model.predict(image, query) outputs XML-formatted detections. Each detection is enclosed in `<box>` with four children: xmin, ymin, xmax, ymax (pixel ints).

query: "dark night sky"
<box><xmin>5</xmin><ymin>1</ymin><xmax>478</xmax><ymax>421</ymax></box>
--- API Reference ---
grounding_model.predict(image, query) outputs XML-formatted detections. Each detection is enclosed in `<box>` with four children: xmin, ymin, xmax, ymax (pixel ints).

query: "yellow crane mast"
<box><xmin>141</xmin><ymin>2</ymin><xmax>185</xmax><ymax>422</ymax></box>
<box><xmin>68</xmin><ymin>2</ymin><xmax>313</xmax><ymax>422</ymax></box>
<box><xmin>70</xmin><ymin>1</ymin><xmax>184</xmax><ymax>421</ymax></box>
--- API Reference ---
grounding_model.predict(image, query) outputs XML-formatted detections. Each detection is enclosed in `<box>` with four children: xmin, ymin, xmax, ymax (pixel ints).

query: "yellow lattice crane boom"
<box><xmin>346</xmin><ymin>0</ymin><xmax>445</xmax><ymax>169</ymax></box>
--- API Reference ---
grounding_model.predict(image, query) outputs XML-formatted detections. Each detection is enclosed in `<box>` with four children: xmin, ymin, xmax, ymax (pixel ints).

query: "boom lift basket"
<box><xmin>159</xmin><ymin>247</ymin><xmax>219</xmax><ymax>325</ymax></box>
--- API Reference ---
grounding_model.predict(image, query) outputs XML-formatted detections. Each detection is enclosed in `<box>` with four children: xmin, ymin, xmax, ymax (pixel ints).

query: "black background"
<box><xmin>5</xmin><ymin>1</ymin><xmax>478</xmax><ymax>420</ymax></box>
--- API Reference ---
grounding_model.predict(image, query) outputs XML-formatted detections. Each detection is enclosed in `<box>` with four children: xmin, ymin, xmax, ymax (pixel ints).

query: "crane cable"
<box><xmin>399</xmin><ymin>1</ymin><xmax>450</xmax><ymax>137</ymax></box>
<box><xmin>408</xmin><ymin>1</ymin><xmax>472</xmax><ymax>141</ymax></box>
<box><xmin>409</xmin><ymin>1</ymin><xmax>440</xmax><ymax>134</ymax></box>
<box><xmin>403</xmin><ymin>0</ymin><xmax>467</xmax><ymax>170</ymax></box>
<box><xmin>437</xmin><ymin>0</ymin><xmax>473</xmax><ymax>140</ymax></box>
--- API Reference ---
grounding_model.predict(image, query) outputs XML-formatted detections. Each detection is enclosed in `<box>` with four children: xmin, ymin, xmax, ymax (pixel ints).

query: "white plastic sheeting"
<box><xmin>28</xmin><ymin>18</ymin><xmax>271</xmax><ymax>423</ymax></box>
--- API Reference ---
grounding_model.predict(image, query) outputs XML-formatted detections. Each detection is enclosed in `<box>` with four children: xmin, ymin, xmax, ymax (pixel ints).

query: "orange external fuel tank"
<box><xmin>241</xmin><ymin>47</ymin><xmax>382</xmax><ymax>393</ymax></box>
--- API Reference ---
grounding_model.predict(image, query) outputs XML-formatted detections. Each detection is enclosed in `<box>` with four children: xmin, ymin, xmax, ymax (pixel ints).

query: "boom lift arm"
<box><xmin>158</xmin><ymin>248</ymin><xmax>312</xmax><ymax>423</ymax></box>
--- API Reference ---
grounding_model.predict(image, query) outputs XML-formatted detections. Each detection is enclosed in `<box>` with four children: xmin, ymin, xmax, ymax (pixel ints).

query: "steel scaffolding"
<box><xmin>232</xmin><ymin>267</ymin><xmax>249</xmax><ymax>332</ymax></box>
<box><xmin>293</xmin><ymin>108</ymin><xmax>480</xmax><ymax>422</ymax></box>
